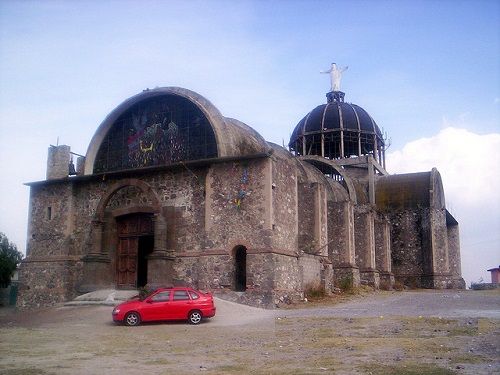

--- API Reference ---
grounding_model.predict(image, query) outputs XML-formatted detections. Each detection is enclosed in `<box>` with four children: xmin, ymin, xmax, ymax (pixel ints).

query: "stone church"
<box><xmin>18</xmin><ymin>83</ymin><xmax>465</xmax><ymax>308</ymax></box>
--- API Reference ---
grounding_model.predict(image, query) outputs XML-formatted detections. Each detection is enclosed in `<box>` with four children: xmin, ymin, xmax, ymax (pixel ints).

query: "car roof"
<box><xmin>154</xmin><ymin>287</ymin><xmax>197</xmax><ymax>292</ymax></box>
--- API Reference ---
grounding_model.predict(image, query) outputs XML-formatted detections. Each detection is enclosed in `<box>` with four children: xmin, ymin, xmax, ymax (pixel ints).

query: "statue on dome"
<box><xmin>321</xmin><ymin>63</ymin><xmax>348</xmax><ymax>92</ymax></box>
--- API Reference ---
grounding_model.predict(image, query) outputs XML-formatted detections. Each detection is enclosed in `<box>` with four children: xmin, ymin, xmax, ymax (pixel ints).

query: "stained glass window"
<box><xmin>94</xmin><ymin>95</ymin><xmax>218</xmax><ymax>173</ymax></box>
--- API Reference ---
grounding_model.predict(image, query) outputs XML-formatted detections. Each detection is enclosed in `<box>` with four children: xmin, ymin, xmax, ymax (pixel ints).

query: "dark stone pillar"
<box><xmin>447</xmin><ymin>222</ymin><xmax>465</xmax><ymax>289</ymax></box>
<box><xmin>79</xmin><ymin>220</ymin><xmax>112</xmax><ymax>293</ymax></box>
<box><xmin>147</xmin><ymin>215</ymin><xmax>174</xmax><ymax>287</ymax></box>
<box><xmin>375</xmin><ymin>217</ymin><xmax>394</xmax><ymax>289</ymax></box>
<box><xmin>328</xmin><ymin>201</ymin><xmax>360</xmax><ymax>288</ymax></box>
<box><xmin>355</xmin><ymin>208</ymin><xmax>380</xmax><ymax>288</ymax></box>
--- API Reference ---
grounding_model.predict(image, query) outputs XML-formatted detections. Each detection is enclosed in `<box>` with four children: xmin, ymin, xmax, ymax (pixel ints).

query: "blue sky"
<box><xmin>0</xmin><ymin>0</ymin><xmax>498</xmax><ymax>285</ymax></box>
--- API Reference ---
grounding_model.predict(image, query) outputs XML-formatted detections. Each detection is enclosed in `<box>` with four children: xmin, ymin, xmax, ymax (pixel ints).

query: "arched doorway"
<box><xmin>234</xmin><ymin>246</ymin><xmax>247</xmax><ymax>292</ymax></box>
<box><xmin>116</xmin><ymin>213</ymin><xmax>154</xmax><ymax>288</ymax></box>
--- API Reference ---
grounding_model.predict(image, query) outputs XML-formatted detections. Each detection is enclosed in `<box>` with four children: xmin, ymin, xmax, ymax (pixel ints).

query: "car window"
<box><xmin>189</xmin><ymin>291</ymin><xmax>200</xmax><ymax>300</ymax></box>
<box><xmin>173</xmin><ymin>290</ymin><xmax>190</xmax><ymax>301</ymax></box>
<box><xmin>151</xmin><ymin>291</ymin><xmax>170</xmax><ymax>302</ymax></box>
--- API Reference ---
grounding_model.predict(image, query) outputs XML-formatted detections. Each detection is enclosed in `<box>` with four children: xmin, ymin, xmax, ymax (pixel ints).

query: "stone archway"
<box><xmin>81</xmin><ymin>179</ymin><xmax>173</xmax><ymax>291</ymax></box>
<box><xmin>95</xmin><ymin>179</ymin><xmax>161</xmax><ymax>222</ymax></box>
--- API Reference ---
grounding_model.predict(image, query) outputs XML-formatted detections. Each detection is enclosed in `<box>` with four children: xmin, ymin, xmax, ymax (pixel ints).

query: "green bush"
<box><xmin>304</xmin><ymin>283</ymin><xmax>326</xmax><ymax>299</ymax></box>
<box><xmin>0</xmin><ymin>233</ymin><xmax>23</xmax><ymax>287</ymax></box>
<box><xmin>338</xmin><ymin>275</ymin><xmax>354</xmax><ymax>293</ymax></box>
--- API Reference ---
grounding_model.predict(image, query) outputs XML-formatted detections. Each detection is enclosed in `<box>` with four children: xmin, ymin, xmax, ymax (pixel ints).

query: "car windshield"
<box><xmin>138</xmin><ymin>288</ymin><xmax>160</xmax><ymax>301</ymax></box>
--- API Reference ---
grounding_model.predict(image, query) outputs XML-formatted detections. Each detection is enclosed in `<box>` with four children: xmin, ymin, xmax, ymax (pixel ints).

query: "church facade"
<box><xmin>18</xmin><ymin>86</ymin><xmax>465</xmax><ymax>308</ymax></box>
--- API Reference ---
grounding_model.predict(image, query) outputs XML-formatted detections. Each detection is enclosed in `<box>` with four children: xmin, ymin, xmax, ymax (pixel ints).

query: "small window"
<box><xmin>173</xmin><ymin>290</ymin><xmax>190</xmax><ymax>301</ymax></box>
<box><xmin>189</xmin><ymin>291</ymin><xmax>200</xmax><ymax>300</ymax></box>
<box><xmin>47</xmin><ymin>207</ymin><xmax>52</xmax><ymax>220</ymax></box>
<box><xmin>151</xmin><ymin>291</ymin><xmax>170</xmax><ymax>302</ymax></box>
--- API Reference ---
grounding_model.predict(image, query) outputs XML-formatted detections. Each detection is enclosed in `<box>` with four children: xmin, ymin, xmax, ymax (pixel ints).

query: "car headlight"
<box><xmin>112</xmin><ymin>307</ymin><xmax>120</xmax><ymax>314</ymax></box>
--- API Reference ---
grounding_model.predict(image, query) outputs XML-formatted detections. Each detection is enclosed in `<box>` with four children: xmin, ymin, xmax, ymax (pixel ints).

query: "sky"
<box><xmin>0</xmin><ymin>0</ymin><xmax>498</xmax><ymax>285</ymax></box>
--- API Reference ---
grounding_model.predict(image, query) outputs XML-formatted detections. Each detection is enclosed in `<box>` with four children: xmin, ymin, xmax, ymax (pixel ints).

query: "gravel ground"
<box><xmin>0</xmin><ymin>289</ymin><xmax>498</xmax><ymax>375</ymax></box>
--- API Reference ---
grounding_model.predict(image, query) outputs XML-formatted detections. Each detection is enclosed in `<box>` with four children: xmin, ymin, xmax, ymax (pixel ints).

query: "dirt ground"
<box><xmin>0</xmin><ymin>289</ymin><xmax>499</xmax><ymax>375</ymax></box>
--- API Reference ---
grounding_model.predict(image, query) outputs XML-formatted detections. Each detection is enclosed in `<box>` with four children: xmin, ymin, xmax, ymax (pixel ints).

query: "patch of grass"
<box><xmin>208</xmin><ymin>364</ymin><xmax>250</xmax><ymax>373</ymax></box>
<box><xmin>144</xmin><ymin>358</ymin><xmax>171</xmax><ymax>366</ymax></box>
<box><xmin>448</xmin><ymin>326</ymin><xmax>477</xmax><ymax>336</ymax></box>
<box><xmin>478</xmin><ymin>318</ymin><xmax>500</xmax><ymax>333</ymax></box>
<box><xmin>450</xmin><ymin>353</ymin><xmax>488</xmax><ymax>364</ymax></box>
<box><xmin>312</xmin><ymin>356</ymin><xmax>338</xmax><ymax>368</ymax></box>
<box><xmin>304</xmin><ymin>283</ymin><xmax>326</xmax><ymax>300</ymax></box>
<box><xmin>0</xmin><ymin>370</ymin><xmax>54</xmax><ymax>375</ymax></box>
<box><xmin>338</xmin><ymin>275</ymin><xmax>354</xmax><ymax>293</ymax></box>
<box><xmin>361</xmin><ymin>362</ymin><xmax>456</xmax><ymax>375</ymax></box>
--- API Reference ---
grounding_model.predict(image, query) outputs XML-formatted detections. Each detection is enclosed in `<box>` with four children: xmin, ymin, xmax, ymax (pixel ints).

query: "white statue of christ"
<box><xmin>321</xmin><ymin>63</ymin><xmax>348</xmax><ymax>92</ymax></box>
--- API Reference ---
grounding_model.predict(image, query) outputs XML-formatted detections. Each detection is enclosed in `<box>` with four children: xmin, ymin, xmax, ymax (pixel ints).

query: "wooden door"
<box><xmin>116</xmin><ymin>214</ymin><xmax>153</xmax><ymax>288</ymax></box>
<box><xmin>117</xmin><ymin>237</ymin><xmax>138</xmax><ymax>287</ymax></box>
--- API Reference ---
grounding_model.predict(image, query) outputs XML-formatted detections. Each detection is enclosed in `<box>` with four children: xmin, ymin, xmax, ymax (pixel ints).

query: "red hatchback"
<box><xmin>112</xmin><ymin>287</ymin><xmax>216</xmax><ymax>326</ymax></box>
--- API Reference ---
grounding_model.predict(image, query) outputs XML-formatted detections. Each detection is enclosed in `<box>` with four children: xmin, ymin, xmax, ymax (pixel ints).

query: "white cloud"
<box><xmin>386</xmin><ymin>126</ymin><xmax>500</xmax><ymax>285</ymax></box>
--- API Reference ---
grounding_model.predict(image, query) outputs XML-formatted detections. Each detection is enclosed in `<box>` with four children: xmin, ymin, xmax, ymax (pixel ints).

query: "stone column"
<box><xmin>447</xmin><ymin>222</ymin><xmax>465</xmax><ymax>289</ymax></box>
<box><xmin>328</xmin><ymin>201</ymin><xmax>360</xmax><ymax>288</ymax></box>
<box><xmin>428</xmin><ymin>208</ymin><xmax>452</xmax><ymax>288</ymax></box>
<box><xmin>79</xmin><ymin>219</ymin><xmax>112</xmax><ymax>293</ymax></box>
<box><xmin>355</xmin><ymin>207</ymin><xmax>380</xmax><ymax>288</ymax></box>
<box><xmin>375</xmin><ymin>217</ymin><xmax>394</xmax><ymax>289</ymax></box>
<box><xmin>147</xmin><ymin>214</ymin><xmax>174</xmax><ymax>287</ymax></box>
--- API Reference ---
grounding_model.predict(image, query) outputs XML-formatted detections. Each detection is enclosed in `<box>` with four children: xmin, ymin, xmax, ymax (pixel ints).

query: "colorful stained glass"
<box><xmin>94</xmin><ymin>95</ymin><xmax>218</xmax><ymax>173</ymax></box>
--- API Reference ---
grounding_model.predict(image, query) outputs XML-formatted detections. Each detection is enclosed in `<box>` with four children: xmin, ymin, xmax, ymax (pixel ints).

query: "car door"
<box><xmin>143</xmin><ymin>290</ymin><xmax>171</xmax><ymax>321</ymax></box>
<box><xmin>170</xmin><ymin>290</ymin><xmax>192</xmax><ymax>319</ymax></box>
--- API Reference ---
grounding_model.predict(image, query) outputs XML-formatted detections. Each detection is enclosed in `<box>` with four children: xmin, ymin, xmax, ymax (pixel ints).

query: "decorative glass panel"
<box><xmin>94</xmin><ymin>95</ymin><xmax>217</xmax><ymax>173</ymax></box>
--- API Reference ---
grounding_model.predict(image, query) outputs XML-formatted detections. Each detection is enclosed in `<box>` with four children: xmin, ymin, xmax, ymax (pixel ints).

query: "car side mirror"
<box><xmin>146</xmin><ymin>299</ymin><xmax>153</xmax><ymax>304</ymax></box>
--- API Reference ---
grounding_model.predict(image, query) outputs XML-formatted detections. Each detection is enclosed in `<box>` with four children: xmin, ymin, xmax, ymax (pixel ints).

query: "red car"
<box><xmin>112</xmin><ymin>287</ymin><xmax>216</xmax><ymax>326</ymax></box>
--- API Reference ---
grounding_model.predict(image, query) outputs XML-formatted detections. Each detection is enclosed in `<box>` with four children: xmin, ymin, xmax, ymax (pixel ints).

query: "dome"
<box><xmin>288</xmin><ymin>92</ymin><xmax>386</xmax><ymax>163</ymax></box>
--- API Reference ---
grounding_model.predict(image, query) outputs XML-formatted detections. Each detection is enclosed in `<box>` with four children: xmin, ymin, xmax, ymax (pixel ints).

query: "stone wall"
<box><xmin>46</xmin><ymin>145</ymin><xmax>70</xmax><ymax>180</ymax></box>
<box><xmin>27</xmin><ymin>183</ymin><xmax>75</xmax><ymax>258</ymax></box>
<box><xmin>205</xmin><ymin>159</ymin><xmax>272</xmax><ymax>250</ymax></box>
<box><xmin>22</xmin><ymin>142</ymin><xmax>465</xmax><ymax>308</ymax></box>
<box><xmin>17</xmin><ymin>259</ymin><xmax>82</xmax><ymax>308</ymax></box>
<box><xmin>388</xmin><ymin>208</ymin><xmax>431</xmax><ymax>287</ymax></box>
<box><xmin>22</xmin><ymin>155</ymin><xmax>314</xmax><ymax>307</ymax></box>
<box><xmin>299</xmin><ymin>254</ymin><xmax>322</xmax><ymax>286</ymax></box>
<box><xmin>354</xmin><ymin>206</ymin><xmax>376</xmax><ymax>270</ymax></box>
<box><xmin>175</xmin><ymin>252</ymin><xmax>301</xmax><ymax>308</ymax></box>
<box><xmin>271</xmin><ymin>153</ymin><xmax>299</xmax><ymax>252</ymax></box>
<box><xmin>447</xmin><ymin>222</ymin><xmax>465</xmax><ymax>288</ymax></box>
<box><xmin>297</xmin><ymin>182</ymin><xmax>316</xmax><ymax>253</ymax></box>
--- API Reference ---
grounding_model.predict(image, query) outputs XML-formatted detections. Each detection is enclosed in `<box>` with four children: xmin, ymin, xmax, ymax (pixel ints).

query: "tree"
<box><xmin>0</xmin><ymin>232</ymin><xmax>23</xmax><ymax>287</ymax></box>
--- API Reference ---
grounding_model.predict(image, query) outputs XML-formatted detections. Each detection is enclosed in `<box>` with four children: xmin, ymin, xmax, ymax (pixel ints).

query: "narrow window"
<box><xmin>234</xmin><ymin>246</ymin><xmax>247</xmax><ymax>292</ymax></box>
<box><xmin>47</xmin><ymin>206</ymin><xmax>52</xmax><ymax>220</ymax></box>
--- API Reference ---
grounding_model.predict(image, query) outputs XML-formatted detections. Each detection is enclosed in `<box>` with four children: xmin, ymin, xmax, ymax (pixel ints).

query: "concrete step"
<box><xmin>65</xmin><ymin>289</ymin><xmax>139</xmax><ymax>306</ymax></box>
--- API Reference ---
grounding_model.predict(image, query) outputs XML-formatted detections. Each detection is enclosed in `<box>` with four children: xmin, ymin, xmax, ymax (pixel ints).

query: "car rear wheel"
<box><xmin>125</xmin><ymin>312</ymin><xmax>141</xmax><ymax>326</ymax></box>
<box><xmin>188</xmin><ymin>310</ymin><xmax>202</xmax><ymax>325</ymax></box>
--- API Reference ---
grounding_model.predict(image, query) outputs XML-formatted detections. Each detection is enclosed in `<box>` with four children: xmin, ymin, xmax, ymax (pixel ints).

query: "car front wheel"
<box><xmin>125</xmin><ymin>312</ymin><xmax>141</xmax><ymax>326</ymax></box>
<box><xmin>188</xmin><ymin>310</ymin><xmax>202</xmax><ymax>325</ymax></box>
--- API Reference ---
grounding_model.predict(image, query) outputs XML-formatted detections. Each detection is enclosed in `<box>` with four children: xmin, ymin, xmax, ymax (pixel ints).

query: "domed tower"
<box><xmin>289</xmin><ymin>67</ymin><xmax>387</xmax><ymax>169</ymax></box>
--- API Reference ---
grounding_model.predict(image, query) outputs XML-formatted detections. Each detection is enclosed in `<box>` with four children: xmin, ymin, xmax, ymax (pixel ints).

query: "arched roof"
<box><xmin>84</xmin><ymin>87</ymin><xmax>270</xmax><ymax>175</ymax></box>
<box><xmin>298</xmin><ymin>155</ymin><xmax>357</xmax><ymax>203</ymax></box>
<box><xmin>375</xmin><ymin>168</ymin><xmax>445</xmax><ymax>211</ymax></box>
